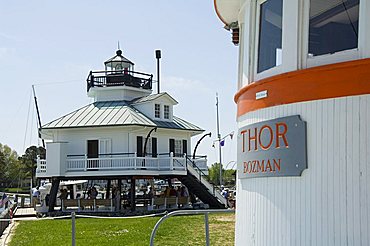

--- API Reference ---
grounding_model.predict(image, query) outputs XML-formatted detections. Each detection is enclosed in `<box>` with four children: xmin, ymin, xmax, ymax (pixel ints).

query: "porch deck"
<box><xmin>36</xmin><ymin>153</ymin><xmax>208</xmax><ymax>178</ymax></box>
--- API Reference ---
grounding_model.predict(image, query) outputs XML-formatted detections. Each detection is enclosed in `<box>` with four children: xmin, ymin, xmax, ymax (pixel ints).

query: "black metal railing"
<box><xmin>87</xmin><ymin>70</ymin><xmax>153</xmax><ymax>92</ymax></box>
<box><xmin>185</xmin><ymin>156</ymin><xmax>224</xmax><ymax>199</ymax></box>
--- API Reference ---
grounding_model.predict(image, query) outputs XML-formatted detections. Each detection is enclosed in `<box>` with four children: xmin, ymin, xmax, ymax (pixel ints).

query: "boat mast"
<box><xmin>32</xmin><ymin>85</ymin><xmax>45</xmax><ymax>148</ymax></box>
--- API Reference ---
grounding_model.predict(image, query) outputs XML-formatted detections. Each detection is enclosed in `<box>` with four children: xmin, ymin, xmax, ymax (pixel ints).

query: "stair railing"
<box><xmin>185</xmin><ymin>156</ymin><xmax>227</xmax><ymax>206</ymax></box>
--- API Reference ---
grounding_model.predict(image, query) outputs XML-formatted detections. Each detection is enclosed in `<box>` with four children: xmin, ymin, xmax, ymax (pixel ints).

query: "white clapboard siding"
<box><xmin>236</xmin><ymin>94</ymin><xmax>370</xmax><ymax>246</ymax></box>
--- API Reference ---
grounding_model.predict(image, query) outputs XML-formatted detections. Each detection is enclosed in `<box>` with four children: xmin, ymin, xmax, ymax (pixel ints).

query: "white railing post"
<box><xmin>84</xmin><ymin>154</ymin><xmax>88</xmax><ymax>171</ymax></box>
<box><xmin>134</xmin><ymin>152</ymin><xmax>137</xmax><ymax>170</ymax></box>
<box><xmin>170</xmin><ymin>152</ymin><xmax>174</xmax><ymax>170</ymax></box>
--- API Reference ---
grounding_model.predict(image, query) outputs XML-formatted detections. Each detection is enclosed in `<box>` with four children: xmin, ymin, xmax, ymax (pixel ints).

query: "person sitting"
<box><xmin>90</xmin><ymin>187</ymin><xmax>98</xmax><ymax>199</ymax></box>
<box><xmin>169</xmin><ymin>186</ymin><xmax>177</xmax><ymax>197</ymax></box>
<box><xmin>58</xmin><ymin>188</ymin><xmax>68</xmax><ymax>210</ymax></box>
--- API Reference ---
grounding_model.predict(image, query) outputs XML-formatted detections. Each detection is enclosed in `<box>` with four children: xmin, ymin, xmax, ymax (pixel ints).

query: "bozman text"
<box><xmin>240</xmin><ymin>122</ymin><xmax>289</xmax><ymax>174</ymax></box>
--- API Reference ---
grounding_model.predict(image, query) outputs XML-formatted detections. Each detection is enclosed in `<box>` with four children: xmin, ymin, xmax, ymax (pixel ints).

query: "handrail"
<box><xmin>186</xmin><ymin>156</ymin><xmax>208</xmax><ymax>178</ymax></box>
<box><xmin>87</xmin><ymin>69</ymin><xmax>153</xmax><ymax>92</ymax></box>
<box><xmin>185</xmin><ymin>156</ymin><xmax>227</xmax><ymax>206</ymax></box>
<box><xmin>89</xmin><ymin>69</ymin><xmax>152</xmax><ymax>77</ymax></box>
<box><xmin>149</xmin><ymin>209</ymin><xmax>234</xmax><ymax>246</ymax></box>
<box><xmin>68</xmin><ymin>152</ymin><xmax>168</xmax><ymax>158</ymax></box>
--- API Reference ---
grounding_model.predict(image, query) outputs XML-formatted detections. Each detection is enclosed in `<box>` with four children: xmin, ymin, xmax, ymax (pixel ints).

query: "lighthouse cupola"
<box><xmin>87</xmin><ymin>49</ymin><xmax>153</xmax><ymax>102</ymax></box>
<box><xmin>104</xmin><ymin>49</ymin><xmax>134</xmax><ymax>74</ymax></box>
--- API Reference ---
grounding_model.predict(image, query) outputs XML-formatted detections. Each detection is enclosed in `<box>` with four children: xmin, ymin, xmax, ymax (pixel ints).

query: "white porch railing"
<box><xmin>66</xmin><ymin>153</ymin><xmax>187</xmax><ymax>172</ymax></box>
<box><xmin>36</xmin><ymin>153</ymin><xmax>209</xmax><ymax>177</ymax></box>
<box><xmin>36</xmin><ymin>156</ymin><xmax>47</xmax><ymax>173</ymax></box>
<box><xmin>37</xmin><ymin>153</ymin><xmax>195</xmax><ymax>176</ymax></box>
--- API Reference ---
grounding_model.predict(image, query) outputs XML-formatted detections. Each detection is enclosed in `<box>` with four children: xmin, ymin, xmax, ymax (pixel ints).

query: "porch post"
<box><xmin>48</xmin><ymin>178</ymin><xmax>60</xmax><ymax>212</ymax></box>
<box><xmin>118</xmin><ymin>179</ymin><xmax>122</xmax><ymax>211</ymax></box>
<box><xmin>130</xmin><ymin>177</ymin><xmax>136</xmax><ymax>211</ymax></box>
<box><xmin>106</xmin><ymin>179</ymin><xmax>111</xmax><ymax>199</ymax></box>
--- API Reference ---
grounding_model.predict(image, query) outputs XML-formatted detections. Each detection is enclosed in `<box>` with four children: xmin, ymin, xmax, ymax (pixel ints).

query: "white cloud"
<box><xmin>161</xmin><ymin>75</ymin><xmax>212</xmax><ymax>95</ymax></box>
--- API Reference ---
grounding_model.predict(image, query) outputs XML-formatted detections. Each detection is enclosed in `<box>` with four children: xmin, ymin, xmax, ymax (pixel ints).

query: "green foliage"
<box><xmin>207</xmin><ymin>163</ymin><xmax>236</xmax><ymax>187</ymax></box>
<box><xmin>18</xmin><ymin>146</ymin><xmax>46</xmax><ymax>187</ymax></box>
<box><xmin>0</xmin><ymin>144</ymin><xmax>45</xmax><ymax>188</ymax></box>
<box><xmin>10</xmin><ymin>214</ymin><xmax>235</xmax><ymax>246</ymax></box>
<box><xmin>0</xmin><ymin>143</ymin><xmax>20</xmax><ymax>187</ymax></box>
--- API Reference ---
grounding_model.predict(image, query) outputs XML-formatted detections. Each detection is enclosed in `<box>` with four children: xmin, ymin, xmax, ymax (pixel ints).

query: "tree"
<box><xmin>19</xmin><ymin>146</ymin><xmax>46</xmax><ymax>187</ymax></box>
<box><xmin>207</xmin><ymin>163</ymin><xmax>236</xmax><ymax>187</ymax></box>
<box><xmin>0</xmin><ymin>143</ymin><xmax>21</xmax><ymax>187</ymax></box>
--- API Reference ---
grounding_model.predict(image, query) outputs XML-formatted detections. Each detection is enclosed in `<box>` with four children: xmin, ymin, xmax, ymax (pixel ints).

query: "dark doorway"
<box><xmin>87</xmin><ymin>140</ymin><xmax>99</xmax><ymax>169</ymax></box>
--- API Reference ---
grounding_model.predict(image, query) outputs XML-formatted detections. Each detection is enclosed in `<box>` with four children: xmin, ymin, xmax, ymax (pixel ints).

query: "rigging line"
<box><xmin>29</xmin><ymin>99</ymin><xmax>35</xmax><ymax>147</ymax></box>
<box><xmin>3</xmin><ymin>89</ymin><xmax>30</xmax><ymax>136</ymax></box>
<box><xmin>23</xmin><ymin>91</ymin><xmax>32</xmax><ymax>151</ymax></box>
<box><xmin>341</xmin><ymin>0</ymin><xmax>358</xmax><ymax>38</ymax></box>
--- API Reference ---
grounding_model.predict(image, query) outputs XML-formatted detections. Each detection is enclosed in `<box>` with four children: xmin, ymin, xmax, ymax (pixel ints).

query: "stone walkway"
<box><xmin>13</xmin><ymin>208</ymin><xmax>36</xmax><ymax>217</ymax></box>
<box><xmin>1</xmin><ymin>208</ymin><xmax>37</xmax><ymax>246</ymax></box>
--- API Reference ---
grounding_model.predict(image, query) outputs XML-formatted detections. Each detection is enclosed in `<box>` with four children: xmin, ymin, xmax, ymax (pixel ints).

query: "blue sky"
<box><xmin>0</xmin><ymin>1</ymin><xmax>238</xmax><ymax>168</ymax></box>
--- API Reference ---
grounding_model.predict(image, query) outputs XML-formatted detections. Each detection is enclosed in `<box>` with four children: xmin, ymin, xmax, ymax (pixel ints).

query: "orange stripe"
<box><xmin>214</xmin><ymin>0</ymin><xmax>229</xmax><ymax>26</ymax></box>
<box><xmin>235</xmin><ymin>58</ymin><xmax>370</xmax><ymax>117</ymax></box>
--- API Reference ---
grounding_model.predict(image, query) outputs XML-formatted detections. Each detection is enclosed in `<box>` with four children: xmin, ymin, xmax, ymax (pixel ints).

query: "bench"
<box><xmin>149</xmin><ymin>197</ymin><xmax>190</xmax><ymax>210</ymax></box>
<box><xmin>61</xmin><ymin>199</ymin><xmax>113</xmax><ymax>211</ymax></box>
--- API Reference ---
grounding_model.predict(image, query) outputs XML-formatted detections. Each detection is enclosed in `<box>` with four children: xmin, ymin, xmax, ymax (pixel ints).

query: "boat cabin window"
<box><xmin>257</xmin><ymin>0</ymin><xmax>283</xmax><ymax>73</ymax></box>
<box><xmin>308</xmin><ymin>0</ymin><xmax>359</xmax><ymax>57</ymax></box>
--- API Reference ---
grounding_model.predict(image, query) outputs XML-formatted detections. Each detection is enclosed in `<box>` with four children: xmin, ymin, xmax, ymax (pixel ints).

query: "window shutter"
<box><xmin>169</xmin><ymin>139</ymin><xmax>175</xmax><ymax>155</ymax></box>
<box><xmin>137</xmin><ymin>136</ymin><xmax>143</xmax><ymax>157</ymax></box>
<box><xmin>182</xmin><ymin>140</ymin><xmax>188</xmax><ymax>156</ymax></box>
<box><xmin>152</xmin><ymin>138</ymin><xmax>157</xmax><ymax>157</ymax></box>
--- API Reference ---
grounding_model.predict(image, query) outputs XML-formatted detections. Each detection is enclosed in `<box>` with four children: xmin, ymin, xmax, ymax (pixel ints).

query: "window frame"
<box><xmin>154</xmin><ymin>103</ymin><xmax>161</xmax><ymax>118</ymax></box>
<box><xmin>254</xmin><ymin>0</ymin><xmax>284</xmax><ymax>80</ymax></box>
<box><xmin>174</xmin><ymin>139</ymin><xmax>183</xmax><ymax>157</ymax></box>
<box><xmin>302</xmin><ymin>0</ymin><xmax>361</xmax><ymax>68</ymax></box>
<box><xmin>164</xmin><ymin>105</ymin><xmax>170</xmax><ymax>119</ymax></box>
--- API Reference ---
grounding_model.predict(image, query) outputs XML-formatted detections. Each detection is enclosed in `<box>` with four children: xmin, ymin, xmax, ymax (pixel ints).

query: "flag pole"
<box><xmin>216</xmin><ymin>93</ymin><xmax>222</xmax><ymax>186</ymax></box>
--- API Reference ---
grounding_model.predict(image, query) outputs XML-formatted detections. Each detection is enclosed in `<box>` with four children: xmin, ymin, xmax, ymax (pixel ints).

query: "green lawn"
<box><xmin>0</xmin><ymin>187</ymin><xmax>30</xmax><ymax>194</ymax></box>
<box><xmin>10</xmin><ymin>213</ymin><xmax>235</xmax><ymax>246</ymax></box>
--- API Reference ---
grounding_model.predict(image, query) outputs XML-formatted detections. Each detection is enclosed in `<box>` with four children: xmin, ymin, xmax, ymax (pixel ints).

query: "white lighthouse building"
<box><xmin>215</xmin><ymin>0</ymin><xmax>370</xmax><ymax>245</ymax></box>
<box><xmin>37</xmin><ymin>49</ymin><xmax>227</xmax><ymax>211</ymax></box>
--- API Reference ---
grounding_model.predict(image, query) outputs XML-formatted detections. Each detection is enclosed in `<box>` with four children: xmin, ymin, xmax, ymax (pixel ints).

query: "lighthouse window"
<box><xmin>155</xmin><ymin>104</ymin><xmax>160</xmax><ymax>118</ymax></box>
<box><xmin>257</xmin><ymin>0</ymin><xmax>283</xmax><ymax>73</ymax></box>
<box><xmin>308</xmin><ymin>0</ymin><xmax>359</xmax><ymax>56</ymax></box>
<box><xmin>164</xmin><ymin>105</ymin><xmax>170</xmax><ymax>119</ymax></box>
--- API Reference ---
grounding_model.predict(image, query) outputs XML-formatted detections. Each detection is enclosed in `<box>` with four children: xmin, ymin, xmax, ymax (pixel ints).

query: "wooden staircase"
<box><xmin>177</xmin><ymin>158</ymin><xmax>228</xmax><ymax>209</ymax></box>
